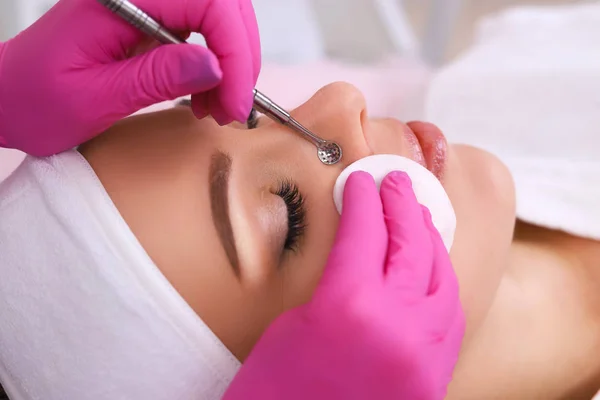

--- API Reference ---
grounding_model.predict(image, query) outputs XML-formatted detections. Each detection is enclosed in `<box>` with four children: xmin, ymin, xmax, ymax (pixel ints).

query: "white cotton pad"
<box><xmin>333</xmin><ymin>154</ymin><xmax>456</xmax><ymax>251</ymax></box>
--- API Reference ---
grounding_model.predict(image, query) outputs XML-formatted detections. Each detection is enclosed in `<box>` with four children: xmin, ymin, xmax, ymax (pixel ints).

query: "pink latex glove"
<box><xmin>224</xmin><ymin>171</ymin><xmax>465</xmax><ymax>400</ymax></box>
<box><xmin>0</xmin><ymin>0</ymin><xmax>260</xmax><ymax>156</ymax></box>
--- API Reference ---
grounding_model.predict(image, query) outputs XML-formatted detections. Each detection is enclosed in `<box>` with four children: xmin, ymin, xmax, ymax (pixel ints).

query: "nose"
<box><xmin>293</xmin><ymin>82</ymin><xmax>372</xmax><ymax>169</ymax></box>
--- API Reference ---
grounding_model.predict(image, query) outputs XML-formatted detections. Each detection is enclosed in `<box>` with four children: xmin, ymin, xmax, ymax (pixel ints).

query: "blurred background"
<box><xmin>0</xmin><ymin>0</ymin><xmax>585</xmax><ymax>66</ymax></box>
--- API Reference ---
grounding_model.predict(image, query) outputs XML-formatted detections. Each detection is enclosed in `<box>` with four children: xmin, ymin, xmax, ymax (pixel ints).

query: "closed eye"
<box><xmin>247</xmin><ymin>108</ymin><xmax>260</xmax><ymax>129</ymax></box>
<box><xmin>275</xmin><ymin>180</ymin><xmax>306</xmax><ymax>254</ymax></box>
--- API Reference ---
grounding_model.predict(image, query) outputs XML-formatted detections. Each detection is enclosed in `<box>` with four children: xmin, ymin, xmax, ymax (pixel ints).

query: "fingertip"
<box><xmin>193</xmin><ymin>108</ymin><xmax>209</xmax><ymax>120</ymax></box>
<box><xmin>215</xmin><ymin>74</ymin><xmax>254</xmax><ymax>123</ymax></box>
<box><xmin>347</xmin><ymin>170</ymin><xmax>376</xmax><ymax>186</ymax></box>
<box><xmin>209</xmin><ymin>91</ymin><xmax>235</xmax><ymax>125</ymax></box>
<box><xmin>380</xmin><ymin>171</ymin><xmax>420</xmax><ymax>211</ymax></box>
<box><xmin>191</xmin><ymin>94</ymin><xmax>209</xmax><ymax>120</ymax></box>
<box><xmin>326</xmin><ymin>170</ymin><xmax>387</xmax><ymax>287</ymax></box>
<box><xmin>179</xmin><ymin>45</ymin><xmax>223</xmax><ymax>88</ymax></box>
<box><xmin>213</xmin><ymin>112</ymin><xmax>234</xmax><ymax>126</ymax></box>
<box><xmin>381</xmin><ymin>170</ymin><xmax>411</xmax><ymax>192</ymax></box>
<box><xmin>235</xmin><ymin>91</ymin><xmax>254</xmax><ymax>123</ymax></box>
<box><xmin>121</xmin><ymin>45</ymin><xmax>221</xmax><ymax>107</ymax></box>
<box><xmin>340</xmin><ymin>171</ymin><xmax>381</xmax><ymax>216</ymax></box>
<box><xmin>204</xmin><ymin>50</ymin><xmax>224</xmax><ymax>81</ymax></box>
<box><xmin>343</xmin><ymin>171</ymin><xmax>376</xmax><ymax>200</ymax></box>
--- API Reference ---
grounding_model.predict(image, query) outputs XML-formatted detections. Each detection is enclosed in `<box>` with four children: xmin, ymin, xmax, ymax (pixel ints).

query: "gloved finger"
<box><xmin>105</xmin><ymin>44</ymin><xmax>222</xmax><ymax>114</ymax></box>
<box><xmin>421</xmin><ymin>207</ymin><xmax>462</xmax><ymax>333</ymax></box>
<box><xmin>127</xmin><ymin>32</ymin><xmax>191</xmax><ymax>58</ymax></box>
<box><xmin>191</xmin><ymin>92</ymin><xmax>210</xmax><ymax>120</ymax></box>
<box><xmin>201</xmin><ymin>1</ymin><xmax>255</xmax><ymax>124</ymax></box>
<box><xmin>316</xmin><ymin>171</ymin><xmax>387</xmax><ymax>293</ymax></box>
<box><xmin>238</xmin><ymin>0</ymin><xmax>262</xmax><ymax>83</ymax></box>
<box><xmin>380</xmin><ymin>171</ymin><xmax>433</xmax><ymax>297</ymax></box>
<box><xmin>131</xmin><ymin>0</ymin><xmax>255</xmax><ymax>123</ymax></box>
<box><xmin>208</xmin><ymin>88</ymin><xmax>235</xmax><ymax>126</ymax></box>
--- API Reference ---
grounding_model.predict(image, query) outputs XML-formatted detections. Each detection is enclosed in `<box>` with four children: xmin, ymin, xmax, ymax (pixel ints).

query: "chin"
<box><xmin>450</xmin><ymin>143</ymin><xmax>515</xmax><ymax>218</ymax></box>
<box><xmin>439</xmin><ymin>144</ymin><xmax>516</xmax><ymax>335</ymax></box>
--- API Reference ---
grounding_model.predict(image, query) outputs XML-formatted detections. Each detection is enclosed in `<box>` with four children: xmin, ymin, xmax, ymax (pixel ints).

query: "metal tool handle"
<box><xmin>252</xmin><ymin>89</ymin><xmax>289</xmax><ymax>124</ymax></box>
<box><xmin>252</xmin><ymin>90</ymin><xmax>325</xmax><ymax>146</ymax></box>
<box><xmin>98</xmin><ymin>0</ymin><xmax>183</xmax><ymax>45</ymax></box>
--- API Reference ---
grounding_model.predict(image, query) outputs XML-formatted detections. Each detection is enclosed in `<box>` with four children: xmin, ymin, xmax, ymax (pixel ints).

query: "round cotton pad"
<box><xmin>333</xmin><ymin>154</ymin><xmax>456</xmax><ymax>251</ymax></box>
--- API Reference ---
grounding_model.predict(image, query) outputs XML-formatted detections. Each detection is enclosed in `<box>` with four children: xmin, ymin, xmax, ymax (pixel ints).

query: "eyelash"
<box><xmin>249</xmin><ymin>110</ymin><xmax>305</xmax><ymax>252</ymax></box>
<box><xmin>247</xmin><ymin>108</ymin><xmax>259</xmax><ymax>129</ymax></box>
<box><xmin>275</xmin><ymin>180</ymin><xmax>307</xmax><ymax>253</ymax></box>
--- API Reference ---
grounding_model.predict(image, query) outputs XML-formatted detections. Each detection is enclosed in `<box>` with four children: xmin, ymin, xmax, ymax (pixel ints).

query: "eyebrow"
<box><xmin>208</xmin><ymin>151</ymin><xmax>240</xmax><ymax>277</ymax></box>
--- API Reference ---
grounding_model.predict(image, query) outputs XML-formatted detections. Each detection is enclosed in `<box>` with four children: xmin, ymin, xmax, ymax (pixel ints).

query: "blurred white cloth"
<box><xmin>426</xmin><ymin>2</ymin><xmax>600</xmax><ymax>240</ymax></box>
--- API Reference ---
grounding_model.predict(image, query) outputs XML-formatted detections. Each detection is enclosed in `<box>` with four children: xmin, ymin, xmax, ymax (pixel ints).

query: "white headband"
<box><xmin>0</xmin><ymin>151</ymin><xmax>240</xmax><ymax>400</ymax></box>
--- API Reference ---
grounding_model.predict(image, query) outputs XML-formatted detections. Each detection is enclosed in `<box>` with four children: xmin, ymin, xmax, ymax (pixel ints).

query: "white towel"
<box><xmin>0</xmin><ymin>151</ymin><xmax>240</xmax><ymax>400</ymax></box>
<box><xmin>426</xmin><ymin>2</ymin><xmax>600</xmax><ymax>240</ymax></box>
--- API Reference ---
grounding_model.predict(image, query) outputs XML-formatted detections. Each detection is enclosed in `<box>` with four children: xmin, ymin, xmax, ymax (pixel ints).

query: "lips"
<box><xmin>405</xmin><ymin>121</ymin><xmax>448</xmax><ymax>181</ymax></box>
<box><xmin>402</xmin><ymin>126</ymin><xmax>426</xmax><ymax>167</ymax></box>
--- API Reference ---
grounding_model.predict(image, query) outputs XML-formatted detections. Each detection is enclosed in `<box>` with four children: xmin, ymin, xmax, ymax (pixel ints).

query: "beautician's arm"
<box><xmin>224</xmin><ymin>171</ymin><xmax>465</xmax><ymax>400</ymax></box>
<box><xmin>0</xmin><ymin>0</ymin><xmax>259</xmax><ymax>156</ymax></box>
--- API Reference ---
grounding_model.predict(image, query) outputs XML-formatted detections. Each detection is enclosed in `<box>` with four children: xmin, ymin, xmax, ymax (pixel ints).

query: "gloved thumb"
<box><xmin>104</xmin><ymin>44</ymin><xmax>222</xmax><ymax>115</ymax></box>
<box><xmin>379</xmin><ymin>171</ymin><xmax>434</xmax><ymax>297</ymax></box>
<box><xmin>315</xmin><ymin>171</ymin><xmax>388</xmax><ymax>297</ymax></box>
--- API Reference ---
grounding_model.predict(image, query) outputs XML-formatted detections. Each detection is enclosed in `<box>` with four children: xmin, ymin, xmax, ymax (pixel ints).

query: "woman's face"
<box><xmin>80</xmin><ymin>82</ymin><xmax>516</xmax><ymax>360</ymax></box>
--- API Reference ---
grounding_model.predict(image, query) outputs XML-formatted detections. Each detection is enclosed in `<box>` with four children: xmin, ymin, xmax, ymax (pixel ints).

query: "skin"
<box><xmin>79</xmin><ymin>82</ymin><xmax>600</xmax><ymax>399</ymax></box>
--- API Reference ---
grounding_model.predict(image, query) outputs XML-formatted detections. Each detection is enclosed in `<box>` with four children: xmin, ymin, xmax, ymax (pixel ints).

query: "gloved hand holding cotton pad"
<box><xmin>333</xmin><ymin>154</ymin><xmax>456</xmax><ymax>251</ymax></box>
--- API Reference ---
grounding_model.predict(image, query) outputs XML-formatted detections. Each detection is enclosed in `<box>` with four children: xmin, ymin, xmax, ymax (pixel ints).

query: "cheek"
<box><xmin>280</xmin><ymin>190</ymin><xmax>341</xmax><ymax>311</ymax></box>
<box><xmin>365</xmin><ymin>119</ymin><xmax>412</xmax><ymax>157</ymax></box>
<box><xmin>444</xmin><ymin>145</ymin><xmax>516</xmax><ymax>339</ymax></box>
